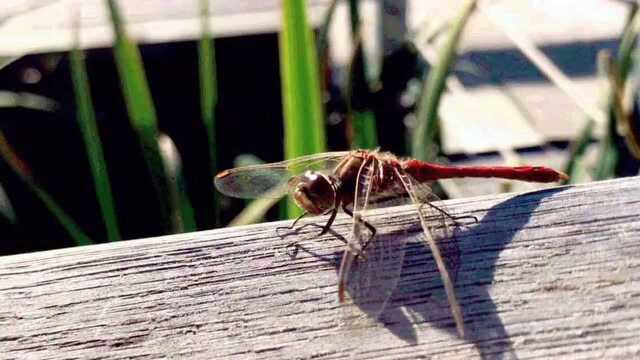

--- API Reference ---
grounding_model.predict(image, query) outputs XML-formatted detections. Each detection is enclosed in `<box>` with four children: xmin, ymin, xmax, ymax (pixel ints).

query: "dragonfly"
<box><xmin>214</xmin><ymin>149</ymin><xmax>568</xmax><ymax>337</ymax></box>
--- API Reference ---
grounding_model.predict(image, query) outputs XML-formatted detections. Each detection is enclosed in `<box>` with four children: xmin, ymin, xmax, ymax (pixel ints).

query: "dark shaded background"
<box><xmin>0</xmin><ymin>34</ymin><xmax>621</xmax><ymax>255</ymax></box>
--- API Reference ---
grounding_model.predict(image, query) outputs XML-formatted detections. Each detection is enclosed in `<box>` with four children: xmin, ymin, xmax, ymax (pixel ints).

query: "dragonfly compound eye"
<box><xmin>291</xmin><ymin>171</ymin><xmax>336</xmax><ymax>214</ymax></box>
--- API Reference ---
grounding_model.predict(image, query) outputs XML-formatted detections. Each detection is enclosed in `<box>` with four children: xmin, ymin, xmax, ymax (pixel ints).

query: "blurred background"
<box><xmin>1</xmin><ymin>0</ymin><xmax>639</xmax><ymax>255</ymax></box>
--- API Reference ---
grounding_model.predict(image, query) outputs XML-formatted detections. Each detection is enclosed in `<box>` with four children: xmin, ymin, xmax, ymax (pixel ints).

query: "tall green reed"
<box><xmin>0</xmin><ymin>132</ymin><xmax>93</xmax><ymax>245</ymax></box>
<box><xmin>198</xmin><ymin>0</ymin><xmax>220</xmax><ymax>227</ymax></box>
<box><xmin>346</xmin><ymin>0</ymin><xmax>378</xmax><ymax>149</ymax></box>
<box><xmin>279</xmin><ymin>0</ymin><xmax>327</xmax><ymax>218</ymax></box>
<box><xmin>412</xmin><ymin>0</ymin><xmax>476</xmax><ymax>161</ymax></box>
<box><xmin>70</xmin><ymin>19</ymin><xmax>121</xmax><ymax>241</ymax></box>
<box><xmin>567</xmin><ymin>5</ymin><xmax>640</xmax><ymax>181</ymax></box>
<box><xmin>106</xmin><ymin>0</ymin><xmax>195</xmax><ymax>233</ymax></box>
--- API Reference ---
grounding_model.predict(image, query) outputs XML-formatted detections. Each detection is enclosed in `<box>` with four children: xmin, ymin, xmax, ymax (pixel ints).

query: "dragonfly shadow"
<box><xmin>333</xmin><ymin>186</ymin><xmax>569</xmax><ymax>359</ymax></box>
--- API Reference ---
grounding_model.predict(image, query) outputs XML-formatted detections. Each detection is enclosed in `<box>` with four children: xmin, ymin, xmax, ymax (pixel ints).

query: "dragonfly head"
<box><xmin>289</xmin><ymin>171</ymin><xmax>337</xmax><ymax>215</ymax></box>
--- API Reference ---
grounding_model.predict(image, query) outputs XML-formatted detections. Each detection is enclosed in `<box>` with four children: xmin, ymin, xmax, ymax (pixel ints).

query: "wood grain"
<box><xmin>1</xmin><ymin>176</ymin><xmax>640</xmax><ymax>359</ymax></box>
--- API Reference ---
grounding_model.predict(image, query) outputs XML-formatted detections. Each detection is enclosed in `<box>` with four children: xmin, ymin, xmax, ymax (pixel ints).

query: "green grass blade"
<box><xmin>412</xmin><ymin>0</ymin><xmax>476</xmax><ymax>161</ymax></box>
<box><xmin>592</xmin><ymin>6</ymin><xmax>640</xmax><ymax>180</ymax></box>
<box><xmin>31</xmin><ymin>185</ymin><xmax>93</xmax><ymax>246</ymax></box>
<box><xmin>0</xmin><ymin>182</ymin><xmax>16</xmax><ymax>224</ymax></box>
<box><xmin>347</xmin><ymin>47</ymin><xmax>379</xmax><ymax>149</ymax></box>
<box><xmin>351</xmin><ymin>111</ymin><xmax>378</xmax><ymax>149</ymax></box>
<box><xmin>0</xmin><ymin>56</ymin><xmax>19</xmax><ymax>71</ymax></box>
<box><xmin>70</xmin><ymin>33</ymin><xmax>121</xmax><ymax>241</ymax></box>
<box><xmin>564</xmin><ymin>118</ymin><xmax>595</xmax><ymax>183</ymax></box>
<box><xmin>347</xmin><ymin>48</ymin><xmax>379</xmax><ymax>151</ymax></box>
<box><xmin>0</xmin><ymin>131</ymin><xmax>93</xmax><ymax>246</ymax></box>
<box><xmin>348</xmin><ymin>0</ymin><xmax>360</xmax><ymax>34</ymax></box>
<box><xmin>617</xmin><ymin>7</ymin><xmax>640</xmax><ymax>82</ymax></box>
<box><xmin>279</xmin><ymin>1</ymin><xmax>327</xmax><ymax>218</ymax></box>
<box><xmin>316</xmin><ymin>0</ymin><xmax>338</xmax><ymax>67</ymax></box>
<box><xmin>106</xmin><ymin>0</ymin><xmax>175</xmax><ymax>233</ymax></box>
<box><xmin>229</xmin><ymin>186</ymin><xmax>286</xmax><ymax>227</ymax></box>
<box><xmin>198</xmin><ymin>0</ymin><xmax>220</xmax><ymax>228</ymax></box>
<box><xmin>615</xmin><ymin>8</ymin><xmax>640</xmax><ymax>161</ymax></box>
<box><xmin>0</xmin><ymin>91</ymin><xmax>58</xmax><ymax>111</ymax></box>
<box><xmin>594</xmin><ymin>120</ymin><xmax>619</xmax><ymax>180</ymax></box>
<box><xmin>594</xmin><ymin>51</ymin><xmax>618</xmax><ymax>180</ymax></box>
<box><xmin>158</xmin><ymin>134</ymin><xmax>197</xmax><ymax>232</ymax></box>
<box><xmin>608</xmin><ymin>56</ymin><xmax>640</xmax><ymax>160</ymax></box>
<box><xmin>345</xmin><ymin>2</ymin><xmax>378</xmax><ymax>150</ymax></box>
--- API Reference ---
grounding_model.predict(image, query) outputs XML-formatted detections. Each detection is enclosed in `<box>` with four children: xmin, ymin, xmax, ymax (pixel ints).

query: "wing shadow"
<box><xmin>331</xmin><ymin>186</ymin><xmax>569</xmax><ymax>359</ymax></box>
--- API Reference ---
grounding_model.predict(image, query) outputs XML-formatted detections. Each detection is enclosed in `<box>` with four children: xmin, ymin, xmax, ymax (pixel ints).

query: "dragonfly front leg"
<box><xmin>319</xmin><ymin>207</ymin><xmax>339</xmax><ymax>235</ymax></box>
<box><xmin>282</xmin><ymin>207</ymin><xmax>339</xmax><ymax>257</ymax></box>
<box><xmin>276</xmin><ymin>211</ymin><xmax>308</xmax><ymax>234</ymax></box>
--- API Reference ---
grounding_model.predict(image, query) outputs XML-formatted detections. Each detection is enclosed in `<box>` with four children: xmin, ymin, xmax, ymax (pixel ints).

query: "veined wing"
<box><xmin>393</xmin><ymin>168</ymin><xmax>465</xmax><ymax>337</ymax></box>
<box><xmin>338</xmin><ymin>157</ymin><xmax>407</xmax><ymax>321</ymax></box>
<box><xmin>337</xmin><ymin>156</ymin><xmax>373</xmax><ymax>304</ymax></box>
<box><xmin>214</xmin><ymin>151</ymin><xmax>350</xmax><ymax>199</ymax></box>
<box><xmin>354</xmin><ymin>177</ymin><xmax>461</xmax><ymax>282</ymax></box>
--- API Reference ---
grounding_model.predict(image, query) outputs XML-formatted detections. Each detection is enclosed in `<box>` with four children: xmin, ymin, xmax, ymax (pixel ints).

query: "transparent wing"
<box><xmin>394</xmin><ymin>169</ymin><xmax>465</xmax><ymax>337</ymax></box>
<box><xmin>214</xmin><ymin>151</ymin><xmax>350</xmax><ymax>199</ymax></box>
<box><xmin>337</xmin><ymin>156</ymin><xmax>373</xmax><ymax>302</ymax></box>
<box><xmin>338</xmin><ymin>158</ymin><xmax>408</xmax><ymax>321</ymax></box>
<box><xmin>382</xmin><ymin>179</ymin><xmax>461</xmax><ymax>281</ymax></box>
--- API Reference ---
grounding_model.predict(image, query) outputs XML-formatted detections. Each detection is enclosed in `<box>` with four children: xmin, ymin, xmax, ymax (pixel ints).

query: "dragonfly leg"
<box><xmin>341</xmin><ymin>205</ymin><xmax>377</xmax><ymax>253</ymax></box>
<box><xmin>424</xmin><ymin>201</ymin><xmax>478</xmax><ymax>225</ymax></box>
<box><xmin>319</xmin><ymin>207</ymin><xmax>338</xmax><ymax>236</ymax></box>
<box><xmin>276</xmin><ymin>211</ymin><xmax>309</xmax><ymax>234</ymax></box>
<box><xmin>281</xmin><ymin>209</ymin><xmax>337</xmax><ymax>257</ymax></box>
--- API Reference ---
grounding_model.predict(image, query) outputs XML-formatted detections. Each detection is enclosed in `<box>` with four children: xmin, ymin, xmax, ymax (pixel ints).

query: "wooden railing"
<box><xmin>1</xmin><ymin>176</ymin><xmax>639</xmax><ymax>358</ymax></box>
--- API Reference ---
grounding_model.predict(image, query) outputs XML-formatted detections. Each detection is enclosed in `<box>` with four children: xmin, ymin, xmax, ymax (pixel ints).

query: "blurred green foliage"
<box><xmin>1</xmin><ymin>1</ymin><xmax>638</xmax><ymax>253</ymax></box>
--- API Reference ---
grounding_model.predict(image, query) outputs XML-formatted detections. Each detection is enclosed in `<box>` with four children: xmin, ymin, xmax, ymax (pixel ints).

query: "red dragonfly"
<box><xmin>215</xmin><ymin>149</ymin><xmax>568</xmax><ymax>336</ymax></box>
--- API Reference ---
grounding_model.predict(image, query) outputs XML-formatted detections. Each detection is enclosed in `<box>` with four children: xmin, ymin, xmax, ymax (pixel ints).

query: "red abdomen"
<box><xmin>402</xmin><ymin>160</ymin><xmax>569</xmax><ymax>183</ymax></box>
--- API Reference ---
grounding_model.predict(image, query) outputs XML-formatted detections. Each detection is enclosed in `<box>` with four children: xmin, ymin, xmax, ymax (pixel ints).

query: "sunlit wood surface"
<box><xmin>1</xmin><ymin>176</ymin><xmax>639</xmax><ymax>359</ymax></box>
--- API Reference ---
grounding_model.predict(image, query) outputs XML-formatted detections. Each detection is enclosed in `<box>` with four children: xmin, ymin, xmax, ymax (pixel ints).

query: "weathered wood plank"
<box><xmin>1</xmin><ymin>176</ymin><xmax>640</xmax><ymax>359</ymax></box>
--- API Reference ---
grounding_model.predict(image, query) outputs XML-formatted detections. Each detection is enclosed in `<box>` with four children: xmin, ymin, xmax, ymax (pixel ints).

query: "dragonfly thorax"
<box><xmin>289</xmin><ymin>171</ymin><xmax>337</xmax><ymax>215</ymax></box>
